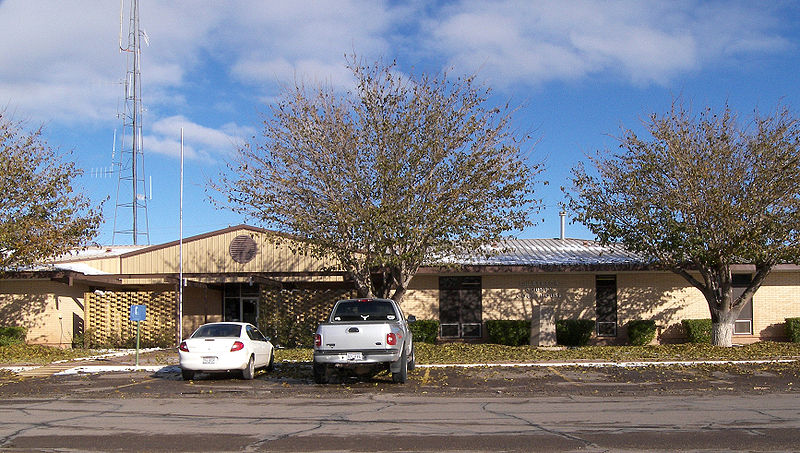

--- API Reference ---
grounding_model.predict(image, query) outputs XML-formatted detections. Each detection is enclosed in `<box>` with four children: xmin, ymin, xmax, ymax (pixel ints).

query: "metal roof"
<box><xmin>450</xmin><ymin>238</ymin><xmax>647</xmax><ymax>267</ymax></box>
<box><xmin>53</xmin><ymin>245</ymin><xmax>148</xmax><ymax>262</ymax></box>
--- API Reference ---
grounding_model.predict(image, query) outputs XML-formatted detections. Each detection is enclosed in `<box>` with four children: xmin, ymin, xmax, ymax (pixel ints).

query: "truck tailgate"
<box><xmin>318</xmin><ymin>323</ymin><xmax>393</xmax><ymax>350</ymax></box>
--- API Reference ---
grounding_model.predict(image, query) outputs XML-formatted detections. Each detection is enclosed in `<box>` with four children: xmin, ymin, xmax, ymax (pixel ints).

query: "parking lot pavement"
<box><xmin>2</xmin><ymin>352</ymin><xmax>800</xmax><ymax>399</ymax></box>
<box><xmin>3</xmin><ymin>351</ymin><xmax>800</xmax><ymax>451</ymax></box>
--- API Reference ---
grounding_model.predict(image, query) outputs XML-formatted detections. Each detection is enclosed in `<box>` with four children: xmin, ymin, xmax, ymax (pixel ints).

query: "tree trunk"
<box><xmin>710</xmin><ymin>305</ymin><xmax>738</xmax><ymax>347</ymax></box>
<box><xmin>390</xmin><ymin>285</ymin><xmax>406</xmax><ymax>303</ymax></box>
<box><xmin>712</xmin><ymin>321</ymin><xmax>734</xmax><ymax>347</ymax></box>
<box><xmin>529</xmin><ymin>317</ymin><xmax>537</xmax><ymax>346</ymax></box>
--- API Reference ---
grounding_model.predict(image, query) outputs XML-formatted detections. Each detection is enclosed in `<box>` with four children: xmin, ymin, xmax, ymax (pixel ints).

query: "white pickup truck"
<box><xmin>313</xmin><ymin>298</ymin><xmax>416</xmax><ymax>384</ymax></box>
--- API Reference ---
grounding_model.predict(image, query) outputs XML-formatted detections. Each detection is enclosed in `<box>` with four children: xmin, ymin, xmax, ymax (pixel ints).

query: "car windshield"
<box><xmin>332</xmin><ymin>300</ymin><xmax>398</xmax><ymax>322</ymax></box>
<box><xmin>191</xmin><ymin>324</ymin><xmax>242</xmax><ymax>338</ymax></box>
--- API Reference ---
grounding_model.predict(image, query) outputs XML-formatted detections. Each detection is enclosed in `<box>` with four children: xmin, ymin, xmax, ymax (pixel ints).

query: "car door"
<box><xmin>246</xmin><ymin>325</ymin><xmax>269</xmax><ymax>367</ymax></box>
<box><xmin>253</xmin><ymin>327</ymin><xmax>271</xmax><ymax>367</ymax></box>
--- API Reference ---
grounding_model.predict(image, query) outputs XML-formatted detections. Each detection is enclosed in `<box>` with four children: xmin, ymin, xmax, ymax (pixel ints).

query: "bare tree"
<box><xmin>567</xmin><ymin>100</ymin><xmax>800</xmax><ymax>346</ymax></box>
<box><xmin>0</xmin><ymin>112</ymin><xmax>103</xmax><ymax>271</ymax></box>
<box><xmin>212</xmin><ymin>57</ymin><xmax>543</xmax><ymax>301</ymax></box>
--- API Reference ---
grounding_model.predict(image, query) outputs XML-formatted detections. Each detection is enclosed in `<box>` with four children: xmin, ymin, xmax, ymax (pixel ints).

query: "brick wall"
<box><xmin>405</xmin><ymin>270</ymin><xmax>800</xmax><ymax>344</ymax></box>
<box><xmin>0</xmin><ymin>279</ymin><xmax>88</xmax><ymax>347</ymax></box>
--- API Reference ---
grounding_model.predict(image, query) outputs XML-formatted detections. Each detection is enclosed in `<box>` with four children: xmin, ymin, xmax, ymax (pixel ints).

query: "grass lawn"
<box><xmin>275</xmin><ymin>342</ymin><xmax>800</xmax><ymax>364</ymax></box>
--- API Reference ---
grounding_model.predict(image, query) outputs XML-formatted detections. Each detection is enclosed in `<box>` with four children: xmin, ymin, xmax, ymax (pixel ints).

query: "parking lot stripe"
<box><xmin>420</xmin><ymin>367</ymin><xmax>431</xmax><ymax>385</ymax></box>
<box><xmin>548</xmin><ymin>366</ymin><xmax>575</xmax><ymax>383</ymax></box>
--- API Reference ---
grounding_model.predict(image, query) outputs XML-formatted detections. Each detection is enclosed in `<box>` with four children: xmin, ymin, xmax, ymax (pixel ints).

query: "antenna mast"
<box><xmin>113</xmin><ymin>0</ymin><xmax>150</xmax><ymax>245</ymax></box>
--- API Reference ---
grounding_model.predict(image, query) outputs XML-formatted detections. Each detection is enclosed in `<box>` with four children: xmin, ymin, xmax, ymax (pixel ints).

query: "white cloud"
<box><xmin>0</xmin><ymin>1</ymin><xmax>121</xmax><ymax>122</ymax></box>
<box><xmin>232</xmin><ymin>57</ymin><xmax>355</xmax><ymax>90</ymax></box>
<box><xmin>217</xmin><ymin>0</ymin><xmax>399</xmax><ymax>91</ymax></box>
<box><xmin>0</xmin><ymin>0</ymin><xmax>792</xmax><ymax>132</ymax></box>
<box><xmin>426</xmin><ymin>0</ymin><xmax>790</xmax><ymax>87</ymax></box>
<box><xmin>144</xmin><ymin>115</ymin><xmax>252</xmax><ymax>162</ymax></box>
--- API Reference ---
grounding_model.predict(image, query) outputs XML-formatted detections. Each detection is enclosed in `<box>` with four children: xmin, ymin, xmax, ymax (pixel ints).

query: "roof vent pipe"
<box><xmin>559</xmin><ymin>211</ymin><xmax>566</xmax><ymax>240</ymax></box>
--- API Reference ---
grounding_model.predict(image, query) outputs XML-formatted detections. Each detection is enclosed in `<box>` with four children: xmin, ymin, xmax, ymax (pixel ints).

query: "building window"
<box><xmin>595</xmin><ymin>275</ymin><xmax>617</xmax><ymax>337</ymax></box>
<box><xmin>732</xmin><ymin>274</ymin><xmax>753</xmax><ymax>335</ymax></box>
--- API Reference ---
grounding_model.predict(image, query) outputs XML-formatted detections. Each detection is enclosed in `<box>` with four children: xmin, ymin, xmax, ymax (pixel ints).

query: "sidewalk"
<box><xmin>6</xmin><ymin>348</ymin><xmax>179</xmax><ymax>377</ymax></box>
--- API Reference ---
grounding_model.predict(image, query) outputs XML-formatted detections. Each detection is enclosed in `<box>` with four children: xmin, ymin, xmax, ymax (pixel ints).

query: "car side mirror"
<box><xmin>407</xmin><ymin>315</ymin><xmax>417</xmax><ymax>323</ymax></box>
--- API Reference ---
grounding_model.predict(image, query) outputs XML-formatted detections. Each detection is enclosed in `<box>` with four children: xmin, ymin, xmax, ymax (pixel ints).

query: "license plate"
<box><xmin>341</xmin><ymin>352</ymin><xmax>363</xmax><ymax>361</ymax></box>
<box><xmin>202</xmin><ymin>356</ymin><xmax>217</xmax><ymax>364</ymax></box>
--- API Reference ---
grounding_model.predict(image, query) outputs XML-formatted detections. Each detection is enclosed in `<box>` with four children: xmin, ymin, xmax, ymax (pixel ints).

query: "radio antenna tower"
<box><xmin>113</xmin><ymin>0</ymin><xmax>150</xmax><ymax>245</ymax></box>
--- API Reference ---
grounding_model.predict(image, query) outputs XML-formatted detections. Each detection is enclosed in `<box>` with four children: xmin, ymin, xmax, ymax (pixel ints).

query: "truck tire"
<box><xmin>392</xmin><ymin>346</ymin><xmax>408</xmax><ymax>384</ymax></box>
<box><xmin>407</xmin><ymin>343</ymin><xmax>416</xmax><ymax>371</ymax></box>
<box><xmin>181</xmin><ymin>368</ymin><xmax>194</xmax><ymax>381</ymax></box>
<box><xmin>313</xmin><ymin>361</ymin><xmax>328</xmax><ymax>384</ymax></box>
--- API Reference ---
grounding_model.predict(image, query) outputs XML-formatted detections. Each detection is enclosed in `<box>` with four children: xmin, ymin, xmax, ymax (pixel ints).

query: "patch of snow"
<box><xmin>53</xmin><ymin>365</ymin><xmax>179</xmax><ymax>375</ymax></box>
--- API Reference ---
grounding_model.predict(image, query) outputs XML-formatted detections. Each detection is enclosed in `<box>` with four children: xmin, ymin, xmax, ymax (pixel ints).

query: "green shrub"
<box><xmin>409</xmin><ymin>319</ymin><xmax>439</xmax><ymax>344</ymax></box>
<box><xmin>261</xmin><ymin>316</ymin><xmax>320</xmax><ymax>348</ymax></box>
<box><xmin>555</xmin><ymin>319</ymin><xmax>595</xmax><ymax>347</ymax></box>
<box><xmin>682</xmin><ymin>319</ymin><xmax>712</xmax><ymax>344</ymax></box>
<box><xmin>144</xmin><ymin>328</ymin><xmax>177</xmax><ymax>348</ymax></box>
<box><xmin>0</xmin><ymin>326</ymin><xmax>26</xmax><ymax>347</ymax></box>
<box><xmin>627</xmin><ymin>320</ymin><xmax>657</xmax><ymax>346</ymax></box>
<box><xmin>786</xmin><ymin>318</ymin><xmax>800</xmax><ymax>343</ymax></box>
<box><xmin>486</xmin><ymin>320</ymin><xmax>529</xmax><ymax>346</ymax></box>
<box><xmin>72</xmin><ymin>330</ymin><xmax>87</xmax><ymax>349</ymax></box>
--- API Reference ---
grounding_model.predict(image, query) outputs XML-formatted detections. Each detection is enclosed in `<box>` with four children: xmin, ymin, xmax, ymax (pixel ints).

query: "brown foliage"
<box><xmin>212</xmin><ymin>56</ymin><xmax>543</xmax><ymax>301</ymax></box>
<box><xmin>0</xmin><ymin>112</ymin><xmax>103</xmax><ymax>271</ymax></box>
<box><xmin>568</xmin><ymin>99</ymin><xmax>800</xmax><ymax>345</ymax></box>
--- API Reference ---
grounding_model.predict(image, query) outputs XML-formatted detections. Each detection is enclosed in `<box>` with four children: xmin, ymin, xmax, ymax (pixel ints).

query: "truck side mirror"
<box><xmin>407</xmin><ymin>315</ymin><xmax>417</xmax><ymax>323</ymax></box>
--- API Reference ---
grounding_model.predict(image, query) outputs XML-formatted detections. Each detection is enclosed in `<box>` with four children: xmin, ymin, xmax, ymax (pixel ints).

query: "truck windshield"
<box><xmin>332</xmin><ymin>300</ymin><xmax>398</xmax><ymax>322</ymax></box>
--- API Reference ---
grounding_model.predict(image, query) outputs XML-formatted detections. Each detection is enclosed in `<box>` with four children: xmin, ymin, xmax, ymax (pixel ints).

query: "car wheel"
<box><xmin>242</xmin><ymin>356</ymin><xmax>255</xmax><ymax>380</ymax></box>
<box><xmin>181</xmin><ymin>368</ymin><xmax>194</xmax><ymax>381</ymax></box>
<box><xmin>407</xmin><ymin>343</ymin><xmax>416</xmax><ymax>371</ymax></box>
<box><xmin>392</xmin><ymin>346</ymin><xmax>408</xmax><ymax>384</ymax></box>
<box><xmin>266</xmin><ymin>349</ymin><xmax>275</xmax><ymax>372</ymax></box>
<box><xmin>312</xmin><ymin>361</ymin><xmax>328</xmax><ymax>384</ymax></box>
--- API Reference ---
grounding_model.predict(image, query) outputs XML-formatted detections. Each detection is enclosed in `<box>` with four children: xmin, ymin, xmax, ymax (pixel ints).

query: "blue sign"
<box><xmin>130</xmin><ymin>305</ymin><xmax>146</xmax><ymax>322</ymax></box>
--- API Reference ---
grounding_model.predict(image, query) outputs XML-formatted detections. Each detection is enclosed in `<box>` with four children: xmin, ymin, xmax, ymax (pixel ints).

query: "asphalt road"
<box><xmin>1</xmin><ymin>359</ymin><xmax>800</xmax><ymax>451</ymax></box>
<box><xmin>1</xmin><ymin>393</ymin><xmax>799</xmax><ymax>452</ymax></box>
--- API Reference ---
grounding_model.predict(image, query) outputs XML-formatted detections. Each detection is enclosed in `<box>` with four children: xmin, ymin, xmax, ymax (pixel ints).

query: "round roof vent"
<box><xmin>229</xmin><ymin>235</ymin><xmax>258</xmax><ymax>264</ymax></box>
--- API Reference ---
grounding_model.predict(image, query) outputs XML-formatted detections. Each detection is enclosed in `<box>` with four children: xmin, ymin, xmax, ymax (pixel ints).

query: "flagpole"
<box><xmin>178</xmin><ymin>128</ymin><xmax>184</xmax><ymax>343</ymax></box>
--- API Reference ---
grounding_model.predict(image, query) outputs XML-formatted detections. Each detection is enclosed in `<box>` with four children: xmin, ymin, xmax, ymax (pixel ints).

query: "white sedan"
<box><xmin>178</xmin><ymin>322</ymin><xmax>274</xmax><ymax>380</ymax></box>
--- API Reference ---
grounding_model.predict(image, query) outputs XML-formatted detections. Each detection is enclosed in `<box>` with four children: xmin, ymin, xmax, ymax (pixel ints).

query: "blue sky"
<box><xmin>1</xmin><ymin>0</ymin><xmax>799</xmax><ymax>245</ymax></box>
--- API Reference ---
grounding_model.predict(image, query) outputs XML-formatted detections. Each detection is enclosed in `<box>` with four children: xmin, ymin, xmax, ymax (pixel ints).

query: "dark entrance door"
<box><xmin>732</xmin><ymin>274</ymin><xmax>753</xmax><ymax>335</ymax></box>
<box><xmin>595</xmin><ymin>275</ymin><xmax>617</xmax><ymax>337</ymax></box>
<box><xmin>439</xmin><ymin>276</ymin><xmax>482</xmax><ymax>338</ymax></box>
<box><xmin>224</xmin><ymin>283</ymin><xmax>260</xmax><ymax>326</ymax></box>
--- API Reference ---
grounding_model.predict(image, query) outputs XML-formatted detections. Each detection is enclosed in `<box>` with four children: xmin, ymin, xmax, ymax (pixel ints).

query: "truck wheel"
<box><xmin>313</xmin><ymin>362</ymin><xmax>328</xmax><ymax>384</ymax></box>
<box><xmin>242</xmin><ymin>356</ymin><xmax>255</xmax><ymax>380</ymax></box>
<box><xmin>181</xmin><ymin>368</ymin><xmax>194</xmax><ymax>381</ymax></box>
<box><xmin>392</xmin><ymin>347</ymin><xmax>408</xmax><ymax>384</ymax></box>
<box><xmin>407</xmin><ymin>343</ymin><xmax>416</xmax><ymax>371</ymax></box>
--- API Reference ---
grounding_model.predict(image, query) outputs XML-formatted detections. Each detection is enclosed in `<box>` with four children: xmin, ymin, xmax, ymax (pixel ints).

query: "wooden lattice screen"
<box><xmin>259</xmin><ymin>288</ymin><xmax>355</xmax><ymax>347</ymax></box>
<box><xmin>84</xmin><ymin>290</ymin><xmax>177</xmax><ymax>347</ymax></box>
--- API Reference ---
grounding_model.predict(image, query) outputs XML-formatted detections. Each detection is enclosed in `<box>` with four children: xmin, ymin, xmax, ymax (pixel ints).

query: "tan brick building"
<box><xmin>2</xmin><ymin>225</ymin><xmax>799</xmax><ymax>347</ymax></box>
